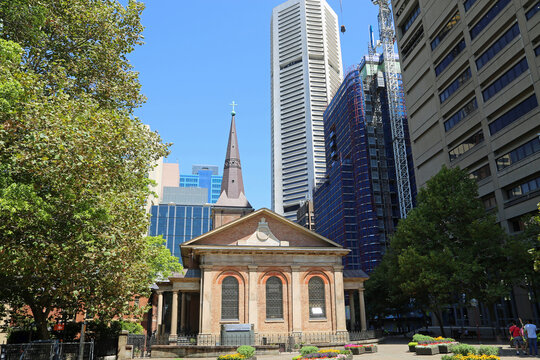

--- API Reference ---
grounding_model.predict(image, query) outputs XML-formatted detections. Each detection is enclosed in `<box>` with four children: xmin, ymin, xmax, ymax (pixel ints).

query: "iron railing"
<box><xmin>0</xmin><ymin>341</ymin><xmax>94</xmax><ymax>360</ymax></box>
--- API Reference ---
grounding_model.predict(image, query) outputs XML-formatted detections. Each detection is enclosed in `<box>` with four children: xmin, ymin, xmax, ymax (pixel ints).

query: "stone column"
<box><xmin>248</xmin><ymin>265</ymin><xmax>258</xmax><ymax>331</ymax></box>
<box><xmin>358</xmin><ymin>287</ymin><xmax>367</xmax><ymax>331</ymax></box>
<box><xmin>199</xmin><ymin>265</ymin><xmax>213</xmax><ymax>335</ymax></box>
<box><xmin>348</xmin><ymin>290</ymin><xmax>356</xmax><ymax>331</ymax></box>
<box><xmin>180</xmin><ymin>292</ymin><xmax>187</xmax><ymax>333</ymax></box>
<box><xmin>333</xmin><ymin>266</ymin><xmax>347</xmax><ymax>333</ymax></box>
<box><xmin>291</xmin><ymin>266</ymin><xmax>302</xmax><ymax>334</ymax></box>
<box><xmin>156</xmin><ymin>291</ymin><xmax>164</xmax><ymax>336</ymax></box>
<box><xmin>170</xmin><ymin>290</ymin><xmax>179</xmax><ymax>341</ymax></box>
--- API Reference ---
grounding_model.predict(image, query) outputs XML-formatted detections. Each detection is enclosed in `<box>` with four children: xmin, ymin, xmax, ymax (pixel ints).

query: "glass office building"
<box><xmin>148</xmin><ymin>204</ymin><xmax>212</xmax><ymax>262</ymax></box>
<box><xmin>179</xmin><ymin>165</ymin><xmax>222</xmax><ymax>204</ymax></box>
<box><xmin>314</xmin><ymin>56</ymin><xmax>416</xmax><ymax>273</ymax></box>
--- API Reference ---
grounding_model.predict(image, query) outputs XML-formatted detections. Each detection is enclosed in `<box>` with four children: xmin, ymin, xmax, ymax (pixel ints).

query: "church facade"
<box><xmin>149</xmin><ymin>110</ymin><xmax>368</xmax><ymax>345</ymax></box>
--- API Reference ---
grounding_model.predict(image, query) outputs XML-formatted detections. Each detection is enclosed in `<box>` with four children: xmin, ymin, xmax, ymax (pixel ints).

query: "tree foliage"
<box><xmin>368</xmin><ymin>166</ymin><xmax>514</xmax><ymax>336</ymax></box>
<box><xmin>0</xmin><ymin>0</ymin><xmax>181</xmax><ymax>339</ymax></box>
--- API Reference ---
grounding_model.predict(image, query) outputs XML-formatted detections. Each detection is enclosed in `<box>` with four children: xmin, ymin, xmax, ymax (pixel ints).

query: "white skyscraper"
<box><xmin>271</xmin><ymin>0</ymin><xmax>343</xmax><ymax>220</ymax></box>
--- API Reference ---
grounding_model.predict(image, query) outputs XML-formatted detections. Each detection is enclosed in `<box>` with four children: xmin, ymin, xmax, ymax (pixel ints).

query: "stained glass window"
<box><xmin>221</xmin><ymin>276</ymin><xmax>239</xmax><ymax>320</ymax></box>
<box><xmin>308</xmin><ymin>277</ymin><xmax>326</xmax><ymax>319</ymax></box>
<box><xmin>266</xmin><ymin>276</ymin><xmax>283</xmax><ymax>319</ymax></box>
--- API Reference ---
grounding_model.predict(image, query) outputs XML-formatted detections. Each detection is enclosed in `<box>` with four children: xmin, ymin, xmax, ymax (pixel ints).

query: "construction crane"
<box><xmin>371</xmin><ymin>0</ymin><xmax>413</xmax><ymax>218</ymax></box>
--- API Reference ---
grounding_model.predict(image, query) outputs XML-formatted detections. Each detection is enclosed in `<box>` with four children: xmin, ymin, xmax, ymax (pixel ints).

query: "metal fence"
<box><xmin>196</xmin><ymin>331</ymin><xmax>369</xmax><ymax>348</ymax></box>
<box><xmin>127</xmin><ymin>334</ymin><xmax>146</xmax><ymax>358</ymax></box>
<box><xmin>0</xmin><ymin>341</ymin><xmax>94</xmax><ymax>360</ymax></box>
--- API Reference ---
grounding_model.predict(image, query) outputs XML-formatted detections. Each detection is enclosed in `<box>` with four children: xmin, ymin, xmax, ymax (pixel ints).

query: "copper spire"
<box><xmin>215</xmin><ymin>109</ymin><xmax>251</xmax><ymax>208</ymax></box>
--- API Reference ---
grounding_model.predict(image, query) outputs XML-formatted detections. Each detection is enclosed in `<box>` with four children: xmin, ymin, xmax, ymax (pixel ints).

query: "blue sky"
<box><xmin>127</xmin><ymin>0</ymin><xmax>379</xmax><ymax>209</ymax></box>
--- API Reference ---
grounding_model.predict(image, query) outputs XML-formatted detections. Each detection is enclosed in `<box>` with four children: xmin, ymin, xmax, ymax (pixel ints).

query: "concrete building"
<box><xmin>314</xmin><ymin>56</ymin><xmax>416</xmax><ymax>274</ymax></box>
<box><xmin>180</xmin><ymin>165</ymin><xmax>222</xmax><ymax>204</ymax></box>
<box><xmin>271</xmin><ymin>0</ymin><xmax>344</xmax><ymax>220</ymax></box>
<box><xmin>391</xmin><ymin>0</ymin><xmax>540</xmax><ymax>326</ymax></box>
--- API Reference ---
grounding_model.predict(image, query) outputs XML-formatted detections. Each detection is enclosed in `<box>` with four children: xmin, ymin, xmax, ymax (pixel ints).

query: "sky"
<box><xmin>126</xmin><ymin>0</ymin><xmax>380</xmax><ymax>210</ymax></box>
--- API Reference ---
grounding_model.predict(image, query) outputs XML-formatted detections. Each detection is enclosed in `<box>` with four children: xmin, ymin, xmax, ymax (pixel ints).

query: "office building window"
<box><xmin>435</xmin><ymin>39</ymin><xmax>466</xmax><ymax>76</ymax></box>
<box><xmin>488</xmin><ymin>94</ymin><xmax>538</xmax><ymax>135</ymax></box>
<box><xmin>507</xmin><ymin>176</ymin><xmax>540</xmax><ymax>199</ymax></box>
<box><xmin>221</xmin><ymin>276</ymin><xmax>239</xmax><ymax>320</ymax></box>
<box><xmin>401</xmin><ymin>4</ymin><xmax>421</xmax><ymax>36</ymax></box>
<box><xmin>449</xmin><ymin>130</ymin><xmax>484</xmax><ymax>161</ymax></box>
<box><xmin>535</xmin><ymin>45</ymin><xmax>540</xmax><ymax>56</ymax></box>
<box><xmin>309</xmin><ymin>277</ymin><xmax>326</xmax><ymax>319</ymax></box>
<box><xmin>470</xmin><ymin>0</ymin><xmax>511</xmax><ymax>40</ymax></box>
<box><xmin>431</xmin><ymin>12</ymin><xmax>461</xmax><ymax>50</ymax></box>
<box><xmin>402</xmin><ymin>26</ymin><xmax>424</xmax><ymax>60</ymax></box>
<box><xmin>526</xmin><ymin>2</ymin><xmax>540</xmax><ymax>20</ymax></box>
<box><xmin>476</xmin><ymin>23</ymin><xmax>520</xmax><ymax>70</ymax></box>
<box><xmin>444</xmin><ymin>97</ymin><xmax>478</xmax><ymax>131</ymax></box>
<box><xmin>482</xmin><ymin>58</ymin><xmax>529</xmax><ymax>102</ymax></box>
<box><xmin>266</xmin><ymin>276</ymin><xmax>283</xmax><ymax>319</ymax></box>
<box><xmin>496</xmin><ymin>137</ymin><xmax>540</xmax><ymax>170</ymax></box>
<box><xmin>464</xmin><ymin>0</ymin><xmax>478</xmax><ymax>12</ymax></box>
<box><xmin>439</xmin><ymin>67</ymin><xmax>472</xmax><ymax>103</ymax></box>
<box><xmin>469</xmin><ymin>164</ymin><xmax>491</xmax><ymax>181</ymax></box>
<box><xmin>482</xmin><ymin>194</ymin><xmax>497</xmax><ymax>210</ymax></box>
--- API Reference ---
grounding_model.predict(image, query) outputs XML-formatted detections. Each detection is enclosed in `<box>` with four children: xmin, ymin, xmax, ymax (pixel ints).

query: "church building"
<box><xmin>150</xmin><ymin>109</ymin><xmax>368</xmax><ymax>346</ymax></box>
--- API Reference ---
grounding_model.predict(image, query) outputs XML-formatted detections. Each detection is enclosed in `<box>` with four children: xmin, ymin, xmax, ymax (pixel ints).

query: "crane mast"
<box><xmin>371</xmin><ymin>0</ymin><xmax>413</xmax><ymax>218</ymax></box>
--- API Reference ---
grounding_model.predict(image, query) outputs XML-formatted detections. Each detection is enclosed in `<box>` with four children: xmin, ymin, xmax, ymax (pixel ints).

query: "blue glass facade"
<box><xmin>180</xmin><ymin>169</ymin><xmax>222</xmax><ymax>204</ymax></box>
<box><xmin>314</xmin><ymin>57</ymin><xmax>416</xmax><ymax>273</ymax></box>
<box><xmin>149</xmin><ymin>204</ymin><xmax>212</xmax><ymax>262</ymax></box>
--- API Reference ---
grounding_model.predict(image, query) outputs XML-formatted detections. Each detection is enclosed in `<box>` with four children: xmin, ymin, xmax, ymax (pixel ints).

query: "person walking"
<box><xmin>524</xmin><ymin>319</ymin><xmax>538</xmax><ymax>356</ymax></box>
<box><xmin>510</xmin><ymin>320</ymin><xmax>525</xmax><ymax>356</ymax></box>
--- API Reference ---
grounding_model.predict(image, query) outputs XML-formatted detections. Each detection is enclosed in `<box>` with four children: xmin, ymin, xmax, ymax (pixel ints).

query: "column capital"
<box><xmin>156</xmin><ymin>290</ymin><xmax>164</xmax><ymax>295</ymax></box>
<box><xmin>333</xmin><ymin>265</ymin><xmax>344</xmax><ymax>271</ymax></box>
<box><xmin>247</xmin><ymin>265</ymin><xmax>258</xmax><ymax>271</ymax></box>
<box><xmin>199</xmin><ymin>264</ymin><xmax>213</xmax><ymax>270</ymax></box>
<box><xmin>290</xmin><ymin>265</ymin><xmax>301</xmax><ymax>272</ymax></box>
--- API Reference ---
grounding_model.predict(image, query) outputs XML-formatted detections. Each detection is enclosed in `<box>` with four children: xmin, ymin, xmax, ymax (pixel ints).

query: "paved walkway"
<box><xmin>150</xmin><ymin>343</ymin><xmax>537</xmax><ymax>359</ymax></box>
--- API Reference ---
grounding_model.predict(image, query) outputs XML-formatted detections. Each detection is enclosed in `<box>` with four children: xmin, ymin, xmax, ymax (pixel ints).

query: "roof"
<box><xmin>180</xmin><ymin>208</ymin><xmax>349</xmax><ymax>261</ymax></box>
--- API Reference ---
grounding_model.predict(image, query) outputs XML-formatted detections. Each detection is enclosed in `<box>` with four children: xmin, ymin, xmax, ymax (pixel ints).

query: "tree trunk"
<box><xmin>433</xmin><ymin>309</ymin><xmax>446</xmax><ymax>337</ymax></box>
<box><xmin>29</xmin><ymin>304</ymin><xmax>50</xmax><ymax>340</ymax></box>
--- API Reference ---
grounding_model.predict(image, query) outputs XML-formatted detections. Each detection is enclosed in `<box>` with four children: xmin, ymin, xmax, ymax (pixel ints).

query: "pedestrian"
<box><xmin>524</xmin><ymin>319</ymin><xmax>538</xmax><ymax>356</ymax></box>
<box><xmin>510</xmin><ymin>320</ymin><xmax>525</xmax><ymax>356</ymax></box>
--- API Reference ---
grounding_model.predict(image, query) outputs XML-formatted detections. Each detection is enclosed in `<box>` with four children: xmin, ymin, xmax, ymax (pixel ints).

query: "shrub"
<box><xmin>451</xmin><ymin>343</ymin><xmax>477</xmax><ymax>355</ymax></box>
<box><xmin>413</xmin><ymin>334</ymin><xmax>434</xmax><ymax>342</ymax></box>
<box><xmin>292</xmin><ymin>356</ymin><xmax>302</xmax><ymax>360</ymax></box>
<box><xmin>237</xmin><ymin>345</ymin><xmax>255</xmax><ymax>358</ymax></box>
<box><xmin>477</xmin><ymin>345</ymin><xmax>499</xmax><ymax>356</ymax></box>
<box><xmin>408</xmin><ymin>342</ymin><xmax>418</xmax><ymax>346</ymax></box>
<box><xmin>441</xmin><ymin>356</ymin><xmax>453</xmax><ymax>360</ymax></box>
<box><xmin>300</xmin><ymin>346</ymin><xmax>319</xmax><ymax>356</ymax></box>
<box><xmin>120</xmin><ymin>321</ymin><xmax>144</xmax><ymax>334</ymax></box>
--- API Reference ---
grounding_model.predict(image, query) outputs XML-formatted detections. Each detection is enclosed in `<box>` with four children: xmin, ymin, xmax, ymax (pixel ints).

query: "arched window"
<box><xmin>221</xmin><ymin>276</ymin><xmax>239</xmax><ymax>320</ymax></box>
<box><xmin>308</xmin><ymin>276</ymin><xmax>326</xmax><ymax>319</ymax></box>
<box><xmin>266</xmin><ymin>276</ymin><xmax>283</xmax><ymax>319</ymax></box>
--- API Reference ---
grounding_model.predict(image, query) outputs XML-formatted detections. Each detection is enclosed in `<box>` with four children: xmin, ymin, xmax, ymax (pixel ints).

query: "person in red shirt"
<box><xmin>510</xmin><ymin>320</ymin><xmax>525</xmax><ymax>356</ymax></box>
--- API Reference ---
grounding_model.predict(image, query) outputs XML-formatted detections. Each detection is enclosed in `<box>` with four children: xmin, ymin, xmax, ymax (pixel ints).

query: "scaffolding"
<box><xmin>370</xmin><ymin>0</ymin><xmax>413</xmax><ymax>218</ymax></box>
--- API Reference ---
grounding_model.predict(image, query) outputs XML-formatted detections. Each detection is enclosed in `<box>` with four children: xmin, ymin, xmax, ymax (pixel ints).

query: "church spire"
<box><xmin>215</xmin><ymin>104</ymin><xmax>251</xmax><ymax>208</ymax></box>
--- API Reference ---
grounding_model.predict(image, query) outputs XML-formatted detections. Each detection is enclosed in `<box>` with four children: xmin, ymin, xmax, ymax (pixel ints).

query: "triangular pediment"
<box><xmin>181</xmin><ymin>208</ymin><xmax>342</xmax><ymax>249</ymax></box>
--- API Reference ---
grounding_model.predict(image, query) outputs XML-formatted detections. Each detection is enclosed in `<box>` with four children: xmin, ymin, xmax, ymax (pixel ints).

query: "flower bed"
<box><xmin>293</xmin><ymin>348</ymin><xmax>352</xmax><ymax>360</ymax></box>
<box><xmin>441</xmin><ymin>355</ymin><xmax>500</xmax><ymax>360</ymax></box>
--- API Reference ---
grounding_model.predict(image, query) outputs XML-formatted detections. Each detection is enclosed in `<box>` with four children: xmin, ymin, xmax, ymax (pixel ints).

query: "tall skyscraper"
<box><xmin>392</xmin><ymin>0</ymin><xmax>539</xmax><ymax>328</ymax></box>
<box><xmin>314</xmin><ymin>56</ymin><xmax>416</xmax><ymax>273</ymax></box>
<box><xmin>271</xmin><ymin>0</ymin><xmax>344</xmax><ymax>220</ymax></box>
<box><xmin>392</xmin><ymin>0</ymin><xmax>539</xmax><ymax>234</ymax></box>
<box><xmin>180</xmin><ymin>165</ymin><xmax>222</xmax><ymax>203</ymax></box>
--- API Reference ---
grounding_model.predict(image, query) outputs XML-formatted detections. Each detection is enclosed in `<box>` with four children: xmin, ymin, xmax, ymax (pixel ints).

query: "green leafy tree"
<box><xmin>0</xmin><ymin>0</ymin><xmax>181</xmax><ymax>339</ymax></box>
<box><xmin>385</xmin><ymin>166</ymin><xmax>510</xmax><ymax>336</ymax></box>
